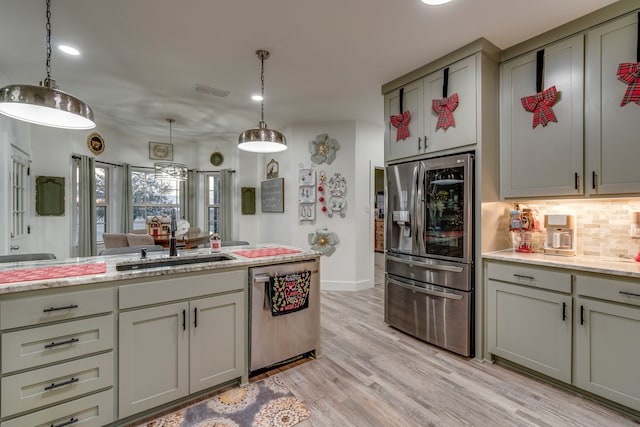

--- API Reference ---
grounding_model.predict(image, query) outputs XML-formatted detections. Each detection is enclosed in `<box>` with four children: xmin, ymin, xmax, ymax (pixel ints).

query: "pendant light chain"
<box><xmin>45</xmin><ymin>0</ymin><xmax>52</xmax><ymax>82</ymax></box>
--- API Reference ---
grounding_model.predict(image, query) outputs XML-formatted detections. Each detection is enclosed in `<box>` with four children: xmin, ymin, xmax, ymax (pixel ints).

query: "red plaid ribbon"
<box><xmin>390</xmin><ymin>111</ymin><xmax>411</xmax><ymax>141</ymax></box>
<box><xmin>617</xmin><ymin>62</ymin><xmax>640</xmax><ymax>107</ymax></box>
<box><xmin>432</xmin><ymin>93</ymin><xmax>458</xmax><ymax>130</ymax></box>
<box><xmin>521</xmin><ymin>85</ymin><xmax>558</xmax><ymax>128</ymax></box>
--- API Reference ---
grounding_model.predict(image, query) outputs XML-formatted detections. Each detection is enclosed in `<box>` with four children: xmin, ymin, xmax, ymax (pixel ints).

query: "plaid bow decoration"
<box><xmin>617</xmin><ymin>63</ymin><xmax>640</xmax><ymax>107</ymax></box>
<box><xmin>432</xmin><ymin>93</ymin><xmax>458</xmax><ymax>130</ymax></box>
<box><xmin>521</xmin><ymin>85</ymin><xmax>558</xmax><ymax>128</ymax></box>
<box><xmin>390</xmin><ymin>111</ymin><xmax>411</xmax><ymax>141</ymax></box>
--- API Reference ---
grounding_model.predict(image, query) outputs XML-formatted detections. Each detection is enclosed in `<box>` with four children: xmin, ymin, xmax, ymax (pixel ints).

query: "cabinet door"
<box><xmin>189</xmin><ymin>292</ymin><xmax>245</xmax><ymax>394</ymax></box>
<box><xmin>500</xmin><ymin>35</ymin><xmax>584</xmax><ymax>198</ymax></box>
<box><xmin>384</xmin><ymin>80</ymin><xmax>424</xmax><ymax>161</ymax></box>
<box><xmin>575</xmin><ymin>297</ymin><xmax>640</xmax><ymax>411</ymax></box>
<box><xmin>118</xmin><ymin>302</ymin><xmax>189</xmax><ymax>418</ymax></box>
<box><xmin>488</xmin><ymin>280</ymin><xmax>572</xmax><ymax>383</ymax></box>
<box><xmin>423</xmin><ymin>54</ymin><xmax>477</xmax><ymax>153</ymax></box>
<box><xmin>586</xmin><ymin>13</ymin><xmax>640</xmax><ymax>195</ymax></box>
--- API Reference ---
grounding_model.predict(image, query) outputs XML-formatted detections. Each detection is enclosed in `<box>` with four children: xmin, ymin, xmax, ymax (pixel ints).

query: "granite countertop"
<box><xmin>0</xmin><ymin>244</ymin><xmax>320</xmax><ymax>295</ymax></box>
<box><xmin>482</xmin><ymin>250</ymin><xmax>640</xmax><ymax>279</ymax></box>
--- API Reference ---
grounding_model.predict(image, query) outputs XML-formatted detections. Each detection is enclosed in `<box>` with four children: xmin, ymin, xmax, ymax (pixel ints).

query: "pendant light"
<box><xmin>238</xmin><ymin>50</ymin><xmax>287</xmax><ymax>153</ymax></box>
<box><xmin>154</xmin><ymin>118</ymin><xmax>188</xmax><ymax>181</ymax></box>
<box><xmin>0</xmin><ymin>0</ymin><xmax>95</xmax><ymax>130</ymax></box>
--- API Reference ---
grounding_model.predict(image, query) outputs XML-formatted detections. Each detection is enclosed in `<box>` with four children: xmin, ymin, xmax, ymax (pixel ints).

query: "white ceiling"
<box><xmin>0</xmin><ymin>0</ymin><xmax>619</xmax><ymax>145</ymax></box>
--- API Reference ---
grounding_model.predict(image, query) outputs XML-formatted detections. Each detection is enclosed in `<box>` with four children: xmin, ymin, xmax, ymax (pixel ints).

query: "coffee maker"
<box><xmin>543</xmin><ymin>214</ymin><xmax>576</xmax><ymax>256</ymax></box>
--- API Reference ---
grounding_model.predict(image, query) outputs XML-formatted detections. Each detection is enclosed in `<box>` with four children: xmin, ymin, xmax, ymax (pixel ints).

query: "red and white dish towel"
<box><xmin>0</xmin><ymin>263</ymin><xmax>107</xmax><ymax>284</ymax></box>
<box><xmin>233</xmin><ymin>248</ymin><xmax>301</xmax><ymax>258</ymax></box>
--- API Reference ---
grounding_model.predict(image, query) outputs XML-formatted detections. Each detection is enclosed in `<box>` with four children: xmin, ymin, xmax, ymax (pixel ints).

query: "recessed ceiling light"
<box><xmin>59</xmin><ymin>45</ymin><xmax>80</xmax><ymax>56</ymax></box>
<box><xmin>251</xmin><ymin>94</ymin><xmax>263</xmax><ymax>101</ymax></box>
<box><xmin>420</xmin><ymin>0</ymin><xmax>452</xmax><ymax>5</ymax></box>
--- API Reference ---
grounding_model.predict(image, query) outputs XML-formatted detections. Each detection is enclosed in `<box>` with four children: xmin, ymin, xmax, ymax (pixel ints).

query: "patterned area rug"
<box><xmin>141</xmin><ymin>376</ymin><xmax>310</xmax><ymax>427</ymax></box>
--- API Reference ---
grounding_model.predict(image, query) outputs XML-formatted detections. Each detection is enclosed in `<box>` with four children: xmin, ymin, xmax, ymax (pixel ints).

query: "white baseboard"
<box><xmin>321</xmin><ymin>279</ymin><xmax>373</xmax><ymax>292</ymax></box>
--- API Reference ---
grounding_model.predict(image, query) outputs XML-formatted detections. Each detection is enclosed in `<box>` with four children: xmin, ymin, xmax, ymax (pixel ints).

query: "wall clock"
<box><xmin>87</xmin><ymin>132</ymin><xmax>105</xmax><ymax>155</ymax></box>
<box><xmin>210</xmin><ymin>151</ymin><xmax>224</xmax><ymax>166</ymax></box>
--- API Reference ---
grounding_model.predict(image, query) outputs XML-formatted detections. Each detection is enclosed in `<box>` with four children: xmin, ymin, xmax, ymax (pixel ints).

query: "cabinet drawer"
<box><xmin>486</xmin><ymin>262</ymin><xmax>571</xmax><ymax>293</ymax></box>
<box><xmin>2</xmin><ymin>314</ymin><xmax>114</xmax><ymax>373</ymax></box>
<box><xmin>1</xmin><ymin>352</ymin><xmax>113</xmax><ymax>417</ymax></box>
<box><xmin>0</xmin><ymin>389</ymin><xmax>113</xmax><ymax>427</ymax></box>
<box><xmin>576</xmin><ymin>274</ymin><xmax>640</xmax><ymax>307</ymax></box>
<box><xmin>119</xmin><ymin>269</ymin><xmax>246</xmax><ymax>309</ymax></box>
<box><xmin>0</xmin><ymin>287</ymin><xmax>114</xmax><ymax>330</ymax></box>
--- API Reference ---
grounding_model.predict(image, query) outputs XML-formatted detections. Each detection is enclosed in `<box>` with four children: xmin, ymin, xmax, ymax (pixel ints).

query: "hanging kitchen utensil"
<box><xmin>617</xmin><ymin>11</ymin><xmax>640</xmax><ymax>107</ymax></box>
<box><xmin>521</xmin><ymin>49</ymin><xmax>558</xmax><ymax>128</ymax></box>
<box><xmin>390</xmin><ymin>87</ymin><xmax>411</xmax><ymax>141</ymax></box>
<box><xmin>432</xmin><ymin>67</ymin><xmax>459</xmax><ymax>130</ymax></box>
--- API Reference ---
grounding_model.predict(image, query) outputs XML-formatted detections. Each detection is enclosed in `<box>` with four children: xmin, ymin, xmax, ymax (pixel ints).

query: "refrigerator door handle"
<box><xmin>387</xmin><ymin>255</ymin><xmax>464</xmax><ymax>273</ymax></box>
<box><xmin>415</xmin><ymin>162</ymin><xmax>426</xmax><ymax>254</ymax></box>
<box><xmin>387</xmin><ymin>277</ymin><xmax>463</xmax><ymax>300</ymax></box>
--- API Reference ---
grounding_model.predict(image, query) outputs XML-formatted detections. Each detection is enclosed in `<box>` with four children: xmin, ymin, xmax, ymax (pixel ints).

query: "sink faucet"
<box><xmin>169</xmin><ymin>209</ymin><xmax>178</xmax><ymax>257</ymax></box>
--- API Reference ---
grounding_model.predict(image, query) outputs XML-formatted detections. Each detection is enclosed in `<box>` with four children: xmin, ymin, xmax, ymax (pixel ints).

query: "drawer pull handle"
<box><xmin>44</xmin><ymin>377</ymin><xmax>79</xmax><ymax>391</ymax></box>
<box><xmin>44</xmin><ymin>337</ymin><xmax>79</xmax><ymax>349</ymax></box>
<box><xmin>51</xmin><ymin>417</ymin><xmax>79</xmax><ymax>427</ymax></box>
<box><xmin>619</xmin><ymin>291</ymin><xmax>640</xmax><ymax>298</ymax></box>
<box><xmin>43</xmin><ymin>304</ymin><xmax>78</xmax><ymax>313</ymax></box>
<box><xmin>513</xmin><ymin>274</ymin><xmax>535</xmax><ymax>280</ymax></box>
<box><xmin>562</xmin><ymin>302</ymin><xmax>567</xmax><ymax>321</ymax></box>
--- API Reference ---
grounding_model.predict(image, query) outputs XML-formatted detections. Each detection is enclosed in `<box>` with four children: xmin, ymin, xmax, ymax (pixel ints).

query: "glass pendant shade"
<box><xmin>238</xmin><ymin>50</ymin><xmax>287</xmax><ymax>153</ymax></box>
<box><xmin>0</xmin><ymin>83</ymin><xmax>95</xmax><ymax>129</ymax></box>
<box><xmin>238</xmin><ymin>120</ymin><xmax>287</xmax><ymax>153</ymax></box>
<box><xmin>0</xmin><ymin>1</ymin><xmax>95</xmax><ymax>130</ymax></box>
<box><xmin>154</xmin><ymin>161</ymin><xmax>188</xmax><ymax>181</ymax></box>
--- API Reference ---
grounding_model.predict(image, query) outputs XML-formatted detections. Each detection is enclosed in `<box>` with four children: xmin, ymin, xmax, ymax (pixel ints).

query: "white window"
<box><xmin>131</xmin><ymin>168</ymin><xmax>181</xmax><ymax>230</ymax></box>
<box><xmin>205</xmin><ymin>172</ymin><xmax>220</xmax><ymax>234</ymax></box>
<box><xmin>11</xmin><ymin>152</ymin><xmax>29</xmax><ymax>241</ymax></box>
<box><xmin>95</xmin><ymin>166</ymin><xmax>109</xmax><ymax>244</ymax></box>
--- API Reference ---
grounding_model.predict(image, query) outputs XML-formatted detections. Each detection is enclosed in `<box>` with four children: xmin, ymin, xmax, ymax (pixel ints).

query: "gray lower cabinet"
<box><xmin>118</xmin><ymin>269</ymin><xmax>247</xmax><ymax>420</ymax></box>
<box><xmin>574</xmin><ymin>274</ymin><xmax>640</xmax><ymax>411</ymax></box>
<box><xmin>487</xmin><ymin>260</ymin><xmax>640</xmax><ymax>413</ymax></box>
<box><xmin>488</xmin><ymin>280</ymin><xmax>572</xmax><ymax>383</ymax></box>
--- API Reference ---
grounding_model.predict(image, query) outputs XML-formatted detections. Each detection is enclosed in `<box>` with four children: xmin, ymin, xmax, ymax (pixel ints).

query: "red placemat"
<box><xmin>0</xmin><ymin>263</ymin><xmax>107</xmax><ymax>284</ymax></box>
<box><xmin>233</xmin><ymin>248</ymin><xmax>301</xmax><ymax>258</ymax></box>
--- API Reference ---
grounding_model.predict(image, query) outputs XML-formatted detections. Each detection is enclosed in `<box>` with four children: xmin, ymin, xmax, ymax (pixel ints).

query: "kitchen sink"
<box><xmin>116</xmin><ymin>253</ymin><xmax>235</xmax><ymax>271</ymax></box>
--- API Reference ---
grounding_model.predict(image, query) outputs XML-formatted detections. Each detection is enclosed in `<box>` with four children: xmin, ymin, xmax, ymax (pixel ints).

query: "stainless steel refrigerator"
<box><xmin>385</xmin><ymin>152</ymin><xmax>474</xmax><ymax>356</ymax></box>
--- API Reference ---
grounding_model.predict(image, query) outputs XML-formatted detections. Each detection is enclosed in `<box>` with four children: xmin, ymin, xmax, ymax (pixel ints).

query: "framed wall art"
<box><xmin>87</xmin><ymin>132</ymin><xmax>105</xmax><ymax>155</ymax></box>
<box><xmin>261</xmin><ymin>178</ymin><xmax>284</xmax><ymax>213</ymax></box>
<box><xmin>149</xmin><ymin>141</ymin><xmax>173</xmax><ymax>160</ymax></box>
<box><xmin>35</xmin><ymin>176</ymin><xmax>65</xmax><ymax>216</ymax></box>
<box><xmin>266</xmin><ymin>158</ymin><xmax>279</xmax><ymax>179</ymax></box>
<box><xmin>241</xmin><ymin>187</ymin><xmax>256</xmax><ymax>215</ymax></box>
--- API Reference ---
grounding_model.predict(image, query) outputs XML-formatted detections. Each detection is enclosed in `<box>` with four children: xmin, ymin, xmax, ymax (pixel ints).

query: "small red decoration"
<box><xmin>321</xmin><ymin>206</ymin><xmax>327</xmax><ymax>212</ymax></box>
<box><xmin>390</xmin><ymin>111</ymin><xmax>411</xmax><ymax>141</ymax></box>
<box><xmin>617</xmin><ymin>63</ymin><xmax>640</xmax><ymax>106</ymax></box>
<box><xmin>521</xmin><ymin>86</ymin><xmax>558</xmax><ymax>128</ymax></box>
<box><xmin>432</xmin><ymin>93</ymin><xmax>458</xmax><ymax>130</ymax></box>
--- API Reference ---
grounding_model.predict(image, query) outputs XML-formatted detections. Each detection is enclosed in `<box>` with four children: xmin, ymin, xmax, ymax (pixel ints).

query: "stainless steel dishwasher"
<box><xmin>249</xmin><ymin>259</ymin><xmax>320</xmax><ymax>373</ymax></box>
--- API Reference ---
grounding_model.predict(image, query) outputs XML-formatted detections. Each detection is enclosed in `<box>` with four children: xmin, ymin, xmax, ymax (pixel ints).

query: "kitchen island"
<box><xmin>482</xmin><ymin>250</ymin><xmax>640</xmax><ymax>417</ymax></box>
<box><xmin>0</xmin><ymin>244</ymin><xmax>320</xmax><ymax>427</ymax></box>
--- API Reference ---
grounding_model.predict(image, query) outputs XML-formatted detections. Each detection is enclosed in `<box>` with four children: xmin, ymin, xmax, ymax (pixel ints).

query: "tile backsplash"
<box><xmin>513</xmin><ymin>198</ymin><xmax>640</xmax><ymax>258</ymax></box>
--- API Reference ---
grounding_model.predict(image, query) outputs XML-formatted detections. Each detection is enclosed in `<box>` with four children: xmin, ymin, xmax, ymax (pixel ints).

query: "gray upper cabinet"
<box><xmin>500</xmin><ymin>35</ymin><xmax>585</xmax><ymax>198</ymax></box>
<box><xmin>384</xmin><ymin>80</ymin><xmax>424</xmax><ymax>161</ymax></box>
<box><xmin>585</xmin><ymin>12</ymin><xmax>640</xmax><ymax>196</ymax></box>
<box><xmin>423</xmin><ymin>55</ymin><xmax>478</xmax><ymax>154</ymax></box>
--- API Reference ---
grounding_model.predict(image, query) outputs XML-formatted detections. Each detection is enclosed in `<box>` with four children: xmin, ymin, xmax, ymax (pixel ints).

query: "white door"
<box><xmin>10</xmin><ymin>146</ymin><xmax>31</xmax><ymax>254</ymax></box>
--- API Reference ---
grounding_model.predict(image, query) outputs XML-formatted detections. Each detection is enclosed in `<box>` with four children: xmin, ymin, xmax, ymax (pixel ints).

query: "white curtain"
<box><xmin>181</xmin><ymin>169</ymin><xmax>198</xmax><ymax>226</ymax></box>
<box><xmin>78</xmin><ymin>155</ymin><xmax>97</xmax><ymax>257</ymax></box>
<box><xmin>220</xmin><ymin>169</ymin><xmax>234</xmax><ymax>241</ymax></box>
<box><xmin>121</xmin><ymin>163</ymin><xmax>132</xmax><ymax>232</ymax></box>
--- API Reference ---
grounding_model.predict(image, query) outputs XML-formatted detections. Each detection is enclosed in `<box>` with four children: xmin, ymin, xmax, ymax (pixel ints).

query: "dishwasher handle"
<box><xmin>253</xmin><ymin>270</ymin><xmax>319</xmax><ymax>283</ymax></box>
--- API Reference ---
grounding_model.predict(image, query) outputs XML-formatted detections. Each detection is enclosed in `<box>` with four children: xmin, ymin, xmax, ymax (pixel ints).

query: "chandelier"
<box><xmin>154</xmin><ymin>118</ymin><xmax>187</xmax><ymax>181</ymax></box>
<box><xmin>0</xmin><ymin>0</ymin><xmax>95</xmax><ymax>129</ymax></box>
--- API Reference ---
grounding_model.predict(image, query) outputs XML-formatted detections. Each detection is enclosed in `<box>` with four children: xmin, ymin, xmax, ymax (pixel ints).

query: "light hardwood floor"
<box><xmin>272</xmin><ymin>255</ymin><xmax>639</xmax><ymax>426</ymax></box>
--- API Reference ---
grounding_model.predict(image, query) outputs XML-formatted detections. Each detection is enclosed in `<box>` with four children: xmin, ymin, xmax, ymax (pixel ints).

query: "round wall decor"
<box><xmin>87</xmin><ymin>132</ymin><xmax>105</xmax><ymax>155</ymax></box>
<box><xmin>210</xmin><ymin>151</ymin><xmax>224</xmax><ymax>166</ymax></box>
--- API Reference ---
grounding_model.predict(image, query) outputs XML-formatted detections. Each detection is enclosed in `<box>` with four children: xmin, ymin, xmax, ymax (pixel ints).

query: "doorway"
<box><xmin>373</xmin><ymin>167</ymin><xmax>384</xmax><ymax>285</ymax></box>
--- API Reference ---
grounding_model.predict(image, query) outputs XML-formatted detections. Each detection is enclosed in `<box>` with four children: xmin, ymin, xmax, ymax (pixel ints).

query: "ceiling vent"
<box><xmin>194</xmin><ymin>83</ymin><xmax>230</xmax><ymax>98</ymax></box>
